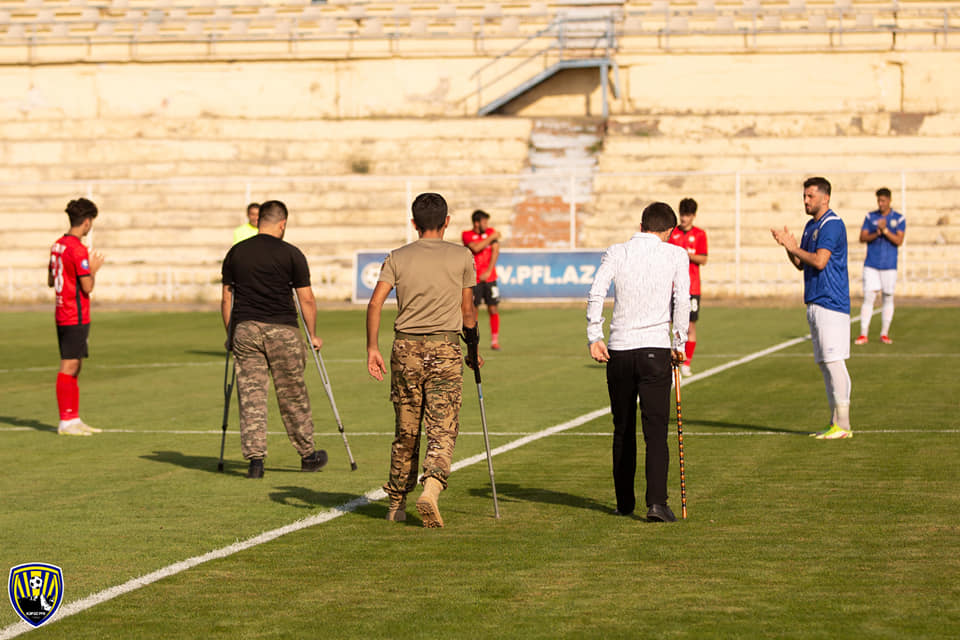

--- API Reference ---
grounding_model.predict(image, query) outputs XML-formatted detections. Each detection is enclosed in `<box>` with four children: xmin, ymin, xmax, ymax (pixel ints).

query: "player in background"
<box><xmin>855</xmin><ymin>187</ymin><xmax>905</xmax><ymax>345</ymax></box>
<box><xmin>232</xmin><ymin>202</ymin><xmax>260</xmax><ymax>245</ymax></box>
<box><xmin>462</xmin><ymin>210</ymin><xmax>502</xmax><ymax>350</ymax></box>
<box><xmin>48</xmin><ymin>198</ymin><xmax>105</xmax><ymax>436</ymax></box>
<box><xmin>771</xmin><ymin>177</ymin><xmax>853</xmax><ymax>440</ymax></box>
<box><xmin>668</xmin><ymin>198</ymin><xmax>708</xmax><ymax>377</ymax></box>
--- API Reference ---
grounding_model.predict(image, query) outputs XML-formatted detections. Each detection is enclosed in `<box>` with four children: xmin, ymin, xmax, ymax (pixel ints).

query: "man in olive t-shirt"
<box><xmin>366</xmin><ymin>193</ymin><xmax>480</xmax><ymax>528</ymax></box>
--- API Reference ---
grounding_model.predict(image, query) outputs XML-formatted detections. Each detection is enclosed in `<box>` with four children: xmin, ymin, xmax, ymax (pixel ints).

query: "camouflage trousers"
<box><xmin>384</xmin><ymin>337</ymin><xmax>463</xmax><ymax>499</ymax></box>
<box><xmin>232</xmin><ymin>320</ymin><xmax>315</xmax><ymax>461</ymax></box>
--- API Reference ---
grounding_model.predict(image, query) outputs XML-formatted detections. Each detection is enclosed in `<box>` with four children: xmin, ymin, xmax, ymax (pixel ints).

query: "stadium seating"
<box><xmin>0</xmin><ymin>1</ymin><xmax>957</xmax><ymax>65</ymax></box>
<box><xmin>2</xmin><ymin>0</ymin><xmax>959</xmax><ymax>302</ymax></box>
<box><xmin>589</xmin><ymin>112</ymin><xmax>960</xmax><ymax>296</ymax></box>
<box><xmin>1</xmin><ymin>118</ymin><xmax>532</xmax><ymax>302</ymax></box>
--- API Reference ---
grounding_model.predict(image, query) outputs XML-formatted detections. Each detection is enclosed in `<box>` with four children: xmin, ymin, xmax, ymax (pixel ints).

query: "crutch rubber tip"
<box><xmin>350</xmin><ymin>462</ymin><xmax>358</xmax><ymax>471</ymax></box>
<box><xmin>217</xmin><ymin>462</ymin><xmax>224</xmax><ymax>472</ymax></box>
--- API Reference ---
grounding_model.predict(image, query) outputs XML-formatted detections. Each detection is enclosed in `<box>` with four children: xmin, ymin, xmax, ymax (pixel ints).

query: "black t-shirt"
<box><xmin>221</xmin><ymin>234</ymin><xmax>311</xmax><ymax>327</ymax></box>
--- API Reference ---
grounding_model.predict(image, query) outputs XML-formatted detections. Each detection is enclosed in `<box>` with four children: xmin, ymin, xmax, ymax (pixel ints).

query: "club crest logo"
<box><xmin>812</xmin><ymin>229</ymin><xmax>819</xmax><ymax>241</ymax></box>
<box><xmin>8</xmin><ymin>563</ymin><xmax>63</xmax><ymax>627</ymax></box>
<box><xmin>360</xmin><ymin>261</ymin><xmax>383</xmax><ymax>290</ymax></box>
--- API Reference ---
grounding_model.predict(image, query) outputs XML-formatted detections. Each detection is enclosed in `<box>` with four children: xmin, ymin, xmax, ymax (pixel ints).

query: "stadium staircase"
<box><xmin>471</xmin><ymin>9</ymin><xmax>621</xmax><ymax>117</ymax></box>
<box><xmin>510</xmin><ymin>118</ymin><xmax>604</xmax><ymax>248</ymax></box>
<box><xmin>2</xmin><ymin>0</ymin><xmax>960</xmax><ymax>302</ymax></box>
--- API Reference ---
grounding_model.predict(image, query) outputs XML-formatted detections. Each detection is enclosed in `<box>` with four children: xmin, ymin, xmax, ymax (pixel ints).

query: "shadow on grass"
<box><xmin>685</xmin><ymin>419</ymin><xmax>809</xmax><ymax>435</ymax></box>
<box><xmin>0</xmin><ymin>415</ymin><xmax>57</xmax><ymax>433</ymax></box>
<box><xmin>468</xmin><ymin>482</ymin><xmax>625</xmax><ymax>517</ymax></box>
<box><xmin>268</xmin><ymin>486</ymin><xmax>384</xmax><ymax>520</ymax></box>
<box><xmin>141</xmin><ymin>450</ymin><xmax>308</xmax><ymax>476</ymax></box>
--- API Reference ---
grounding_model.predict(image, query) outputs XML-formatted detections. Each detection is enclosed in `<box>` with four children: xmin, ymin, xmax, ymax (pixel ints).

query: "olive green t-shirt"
<box><xmin>379</xmin><ymin>238</ymin><xmax>476</xmax><ymax>334</ymax></box>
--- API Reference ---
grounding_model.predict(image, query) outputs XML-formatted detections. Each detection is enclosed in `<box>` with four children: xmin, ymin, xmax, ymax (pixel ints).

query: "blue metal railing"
<box><xmin>469</xmin><ymin>14</ymin><xmax>618</xmax><ymax>116</ymax></box>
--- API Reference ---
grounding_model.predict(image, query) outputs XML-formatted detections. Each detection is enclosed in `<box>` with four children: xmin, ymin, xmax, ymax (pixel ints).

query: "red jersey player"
<box><xmin>668</xmin><ymin>198</ymin><xmax>708</xmax><ymax>377</ymax></box>
<box><xmin>48</xmin><ymin>198</ymin><xmax>105</xmax><ymax>435</ymax></box>
<box><xmin>462</xmin><ymin>210</ymin><xmax>502</xmax><ymax>350</ymax></box>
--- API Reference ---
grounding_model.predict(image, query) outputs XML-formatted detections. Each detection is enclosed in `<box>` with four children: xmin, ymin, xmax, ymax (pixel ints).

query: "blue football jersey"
<box><xmin>800</xmin><ymin>210</ymin><xmax>850</xmax><ymax>314</ymax></box>
<box><xmin>862</xmin><ymin>209</ymin><xmax>905</xmax><ymax>270</ymax></box>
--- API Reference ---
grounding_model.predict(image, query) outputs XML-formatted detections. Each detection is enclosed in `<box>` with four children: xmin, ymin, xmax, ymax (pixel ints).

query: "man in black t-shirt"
<box><xmin>221</xmin><ymin>200</ymin><xmax>328</xmax><ymax>479</ymax></box>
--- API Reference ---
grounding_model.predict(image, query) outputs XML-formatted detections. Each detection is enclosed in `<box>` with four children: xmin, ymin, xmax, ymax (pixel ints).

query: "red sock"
<box><xmin>56</xmin><ymin>373</ymin><xmax>79</xmax><ymax>421</ymax></box>
<box><xmin>684</xmin><ymin>341</ymin><xmax>696</xmax><ymax>365</ymax></box>
<box><xmin>490</xmin><ymin>313</ymin><xmax>500</xmax><ymax>340</ymax></box>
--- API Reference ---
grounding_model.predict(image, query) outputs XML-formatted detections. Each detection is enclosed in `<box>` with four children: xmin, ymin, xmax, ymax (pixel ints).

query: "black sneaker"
<box><xmin>646</xmin><ymin>503</ymin><xmax>677</xmax><ymax>522</ymax></box>
<box><xmin>246</xmin><ymin>458</ymin><xmax>264</xmax><ymax>479</ymax></box>
<box><xmin>301</xmin><ymin>449</ymin><xmax>328</xmax><ymax>472</ymax></box>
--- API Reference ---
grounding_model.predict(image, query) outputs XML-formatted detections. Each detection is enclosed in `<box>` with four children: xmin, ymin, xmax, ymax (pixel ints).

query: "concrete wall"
<box><xmin>3</xmin><ymin>50</ymin><xmax>959</xmax><ymax>122</ymax></box>
<box><xmin>2</xmin><ymin>43</ymin><xmax>959</xmax><ymax>302</ymax></box>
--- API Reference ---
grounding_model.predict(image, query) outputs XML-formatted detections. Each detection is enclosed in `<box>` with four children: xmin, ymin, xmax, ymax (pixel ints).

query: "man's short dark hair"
<box><xmin>803</xmin><ymin>176</ymin><xmax>832</xmax><ymax>196</ymax></box>
<box><xmin>65</xmin><ymin>198</ymin><xmax>98</xmax><ymax>227</ymax></box>
<box><xmin>247</xmin><ymin>202</ymin><xmax>260</xmax><ymax>214</ymax></box>
<box><xmin>678</xmin><ymin>198</ymin><xmax>697</xmax><ymax>215</ymax></box>
<box><xmin>640</xmin><ymin>202</ymin><xmax>677</xmax><ymax>233</ymax></box>
<box><xmin>257</xmin><ymin>200</ymin><xmax>288</xmax><ymax>227</ymax></box>
<box><xmin>471</xmin><ymin>209</ymin><xmax>490</xmax><ymax>224</ymax></box>
<box><xmin>876</xmin><ymin>187</ymin><xmax>891</xmax><ymax>199</ymax></box>
<box><xmin>412</xmin><ymin>193</ymin><xmax>448</xmax><ymax>231</ymax></box>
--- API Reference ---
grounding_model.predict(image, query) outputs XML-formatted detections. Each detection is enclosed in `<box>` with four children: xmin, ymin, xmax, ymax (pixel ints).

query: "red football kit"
<box><xmin>461</xmin><ymin>227</ymin><xmax>498</xmax><ymax>283</ymax></box>
<box><xmin>668</xmin><ymin>226</ymin><xmax>708</xmax><ymax>296</ymax></box>
<box><xmin>50</xmin><ymin>234</ymin><xmax>92</xmax><ymax>326</ymax></box>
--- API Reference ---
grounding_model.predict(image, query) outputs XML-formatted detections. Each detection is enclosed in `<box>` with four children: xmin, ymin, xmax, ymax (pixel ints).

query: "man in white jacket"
<box><xmin>586</xmin><ymin>202</ymin><xmax>689</xmax><ymax>523</ymax></box>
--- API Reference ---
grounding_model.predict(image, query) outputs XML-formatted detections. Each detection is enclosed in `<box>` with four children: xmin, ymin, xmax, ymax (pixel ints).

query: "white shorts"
<box><xmin>806</xmin><ymin>304</ymin><xmax>850</xmax><ymax>363</ymax></box>
<box><xmin>863</xmin><ymin>266</ymin><xmax>897</xmax><ymax>294</ymax></box>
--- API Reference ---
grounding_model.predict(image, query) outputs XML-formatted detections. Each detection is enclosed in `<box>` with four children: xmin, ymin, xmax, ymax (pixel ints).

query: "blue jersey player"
<box><xmin>771</xmin><ymin>177</ymin><xmax>853</xmax><ymax>440</ymax></box>
<box><xmin>855</xmin><ymin>187</ymin><xmax>905</xmax><ymax>345</ymax></box>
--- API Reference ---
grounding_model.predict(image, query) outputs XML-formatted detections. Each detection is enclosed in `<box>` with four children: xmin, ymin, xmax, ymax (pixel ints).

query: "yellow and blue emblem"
<box><xmin>8</xmin><ymin>563</ymin><xmax>64</xmax><ymax>627</ymax></box>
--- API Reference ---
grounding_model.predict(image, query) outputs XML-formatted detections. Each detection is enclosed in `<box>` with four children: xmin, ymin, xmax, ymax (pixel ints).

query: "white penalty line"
<box><xmin>0</xmin><ymin>331</ymin><xmax>821</xmax><ymax>639</ymax></box>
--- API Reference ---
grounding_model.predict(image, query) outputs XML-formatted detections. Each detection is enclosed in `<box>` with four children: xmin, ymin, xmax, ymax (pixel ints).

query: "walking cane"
<box><xmin>217</xmin><ymin>287</ymin><xmax>236</xmax><ymax>472</ymax></box>
<box><xmin>292</xmin><ymin>291</ymin><xmax>358</xmax><ymax>471</ymax></box>
<box><xmin>466</xmin><ymin>335</ymin><xmax>500</xmax><ymax>519</ymax></box>
<box><xmin>673</xmin><ymin>365</ymin><xmax>688</xmax><ymax>519</ymax></box>
<box><xmin>217</xmin><ymin>352</ymin><xmax>236</xmax><ymax>472</ymax></box>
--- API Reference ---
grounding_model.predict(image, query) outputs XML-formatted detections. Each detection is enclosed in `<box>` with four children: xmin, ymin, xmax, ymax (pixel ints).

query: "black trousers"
<box><xmin>606</xmin><ymin>347</ymin><xmax>672</xmax><ymax>514</ymax></box>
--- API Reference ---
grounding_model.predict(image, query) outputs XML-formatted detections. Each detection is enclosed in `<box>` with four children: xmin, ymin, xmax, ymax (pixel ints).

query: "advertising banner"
<box><xmin>353</xmin><ymin>249</ymin><xmax>609</xmax><ymax>303</ymax></box>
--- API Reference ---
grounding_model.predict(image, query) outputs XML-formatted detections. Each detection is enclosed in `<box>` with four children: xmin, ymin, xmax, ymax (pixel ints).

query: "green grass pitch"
<box><xmin>0</xmin><ymin>305</ymin><xmax>958</xmax><ymax>638</ymax></box>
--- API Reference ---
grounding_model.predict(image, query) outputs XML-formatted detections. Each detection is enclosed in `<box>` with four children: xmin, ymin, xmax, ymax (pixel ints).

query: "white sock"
<box><xmin>58</xmin><ymin>418</ymin><xmax>82</xmax><ymax>429</ymax></box>
<box><xmin>880</xmin><ymin>293</ymin><xmax>895</xmax><ymax>336</ymax></box>
<box><xmin>818</xmin><ymin>362</ymin><xmax>836</xmax><ymax>425</ymax></box>
<box><xmin>824</xmin><ymin>360</ymin><xmax>852</xmax><ymax>430</ymax></box>
<box><xmin>860</xmin><ymin>289</ymin><xmax>877</xmax><ymax>336</ymax></box>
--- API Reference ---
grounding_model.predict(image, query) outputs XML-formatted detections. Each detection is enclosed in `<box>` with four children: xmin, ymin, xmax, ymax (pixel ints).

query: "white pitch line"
<box><xmin>0</xmin><ymin>358</ymin><xmax>365</xmax><ymax>374</ymax></box>
<box><xmin>0</xmin><ymin>489</ymin><xmax>385</xmax><ymax>640</ymax></box>
<box><xmin>4</xmin><ymin>428</ymin><xmax>955</xmax><ymax>437</ymax></box>
<box><xmin>0</xmin><ymin>326</ymin><xmax>877</xmax><ymax>639</ymax></box>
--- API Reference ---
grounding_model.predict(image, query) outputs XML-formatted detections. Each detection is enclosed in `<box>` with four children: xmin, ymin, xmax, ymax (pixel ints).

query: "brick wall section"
<box><xmin>511</xmin><ymin>196</ymin><xmax>577</xmax><ymax>248</ymax></box>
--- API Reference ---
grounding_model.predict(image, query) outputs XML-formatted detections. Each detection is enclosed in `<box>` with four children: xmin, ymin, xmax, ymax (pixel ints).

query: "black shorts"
<box><xmin>57</xmin><ymin>324</ymin><xmax>90</xmax><ymax>360</ymax></box>
<box><xmin>671</xmin><ymin>295</ymin><xmax>701</xmax><ymax>323</ymax></box>
<box><xmin>472</xmin><ymin>281</ymin><xmax>501</xmax><ymax>307</ymax></box>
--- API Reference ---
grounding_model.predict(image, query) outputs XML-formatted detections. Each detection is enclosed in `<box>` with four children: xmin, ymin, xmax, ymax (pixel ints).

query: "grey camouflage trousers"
<box><xmin>384</xmin><ymin>337</ymin><xmax>463</xmax><ymax>499</ymax></box>
<box><xmin>232</xmin><ymin>320</ymin><xmax>315</xmax><ymax>461</ymax></box>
